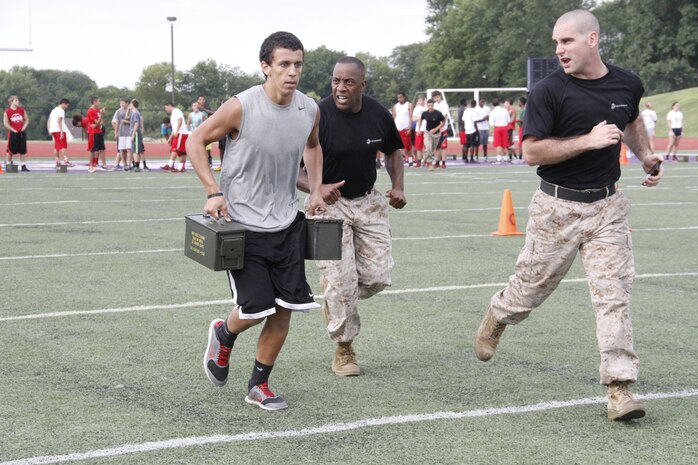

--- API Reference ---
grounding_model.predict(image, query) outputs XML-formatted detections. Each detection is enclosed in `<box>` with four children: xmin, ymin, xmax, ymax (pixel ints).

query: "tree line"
<box><xmin>1</xmin><ymin>0</ymin><xmax>694</xmax><ymax>140</ymax></box>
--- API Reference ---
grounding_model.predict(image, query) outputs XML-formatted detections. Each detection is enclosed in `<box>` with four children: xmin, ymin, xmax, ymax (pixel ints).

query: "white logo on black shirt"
<box><xmin>611</xmin><ymin>103</ymin><xmax>628</xmax><ymax>110</ymax></box>
<box><xmin>366</xmin><ymin>138</ymin><xmax>382</xmax><ymax>145</ymax></box>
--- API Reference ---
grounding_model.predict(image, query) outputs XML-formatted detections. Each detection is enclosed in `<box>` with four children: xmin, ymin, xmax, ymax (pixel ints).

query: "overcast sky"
<box><xmin>0</xmin><ymin>0</ymin><xmax>429</xmax><ymax>89</ymax></box>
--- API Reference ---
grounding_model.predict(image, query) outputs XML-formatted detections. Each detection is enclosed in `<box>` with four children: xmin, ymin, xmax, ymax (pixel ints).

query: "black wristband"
<box><xmin>207</xmin><ymin>192</ymin><xmax>224</xmax><ymax>199</ymax></box>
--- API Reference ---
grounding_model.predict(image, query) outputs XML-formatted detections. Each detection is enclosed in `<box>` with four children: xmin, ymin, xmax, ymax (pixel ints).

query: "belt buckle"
<box><xmin>581</xmin><ymin>188</ymin><xmax>596</xmax><ymax>201</ymax></box>
<box><xmin>581</xmin><ymin>186</ymin><xmax>609</xmax><ymax>200</ymax></box>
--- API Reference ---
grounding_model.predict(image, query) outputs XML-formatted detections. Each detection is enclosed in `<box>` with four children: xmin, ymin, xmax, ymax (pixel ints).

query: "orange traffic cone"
<box><xmin>619</xmin><ymin>144</ymin><xmax>629</xmax><ymax>165</ymax></box>
<box><xmin>492</xmin><ymin>189</ymin><xmax>525</xmax><ymax>236</ymax></box>
<box><xmin>0</xmin><ymin>164</ymin><xmax>3</xmax><ymax>174</ymax></box>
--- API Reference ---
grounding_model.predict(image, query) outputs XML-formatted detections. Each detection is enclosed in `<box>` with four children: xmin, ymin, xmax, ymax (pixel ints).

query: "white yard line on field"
<box><xmin>0</xmin><ymin>185</ymin><xmax>199</xmax><ymax>192</ymax></box>
<box><xmin>2</xmin><ymin>272</ymin><xmax>697</xmax><ymax>322</ymax></box>
<box><xmin>0</xmin><ymin>217</ymin><xmax>180</xmax><ymax>228</ymax></box>
<box><xmin>0</xmin><ymin>198</ymin><xmax>200</xmax><ymax>207</ymax></box>
<box><xmin>0</xmin><ymin>248</ymin><xmax>180</xmax><ymax>261</ymax></box>
<box><xmin>1</xmin><ymin>389</ymin><xmax>696</xmax><ymax>465</ymax></box>
<box><xmin>0</xmin><ymin>300</ymin><xmax>232</xmax><ymax>322</ymax></box>
<box><xmin>1</xmin><ymin>200</ymin><xmax>694</xmax><ymax>227</ymax></box>
<box><xmin>1</xmin><ymin>226</ymin><xmax>697</xmax><ymax>260</ymax></box>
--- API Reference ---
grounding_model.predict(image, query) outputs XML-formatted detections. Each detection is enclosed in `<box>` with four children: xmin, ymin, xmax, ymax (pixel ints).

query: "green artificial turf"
<box><xmin>0</xmin><ymin>164</ymin><xmax>696</xmax><ymax>464</ymax></box>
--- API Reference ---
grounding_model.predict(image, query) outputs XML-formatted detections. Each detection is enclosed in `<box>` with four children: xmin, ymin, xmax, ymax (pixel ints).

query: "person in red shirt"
<box><xmin>86</xmin><ymin>97</ymin><xmax>107</xmax><ymax>171</ymax></box>
<box><xmin>72</xmin><ymin>113</ymin><xmax>96</xmax><ymax>172</ymax></box>
<box><xmin>3</xmin><ymin>95</ymin><xmax>30</xmax><ymax>171</ymax></box>
<box><xmin>505</xmin><ymin>98</ymin><xmax>518</xmax><ymax>162</ymax></box>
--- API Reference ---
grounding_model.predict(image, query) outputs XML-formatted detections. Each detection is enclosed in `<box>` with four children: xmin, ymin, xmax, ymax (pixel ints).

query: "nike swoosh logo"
<box><xmin>255</xmin><ymin>366</ymin><xmax>264</xmax><ymax>372</ymax></box>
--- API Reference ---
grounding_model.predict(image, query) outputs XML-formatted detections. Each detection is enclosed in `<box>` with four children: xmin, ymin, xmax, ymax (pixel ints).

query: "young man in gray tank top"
<box><xmin>186</xmin><ymin>31</ymin><xmax>328</xmax><ymax>411</ymax></box>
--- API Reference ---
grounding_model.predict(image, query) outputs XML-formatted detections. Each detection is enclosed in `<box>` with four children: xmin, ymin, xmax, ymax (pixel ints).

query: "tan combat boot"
<box><xmin>332</xmin><ymin>342</ymin><xmax>361</xmax><ymax>376</ymax></box>
<box><xmin>474</xmin><ymin>307</ymin><xmax>506</xmax><ymax>361</ymax></box>
<box><xmin>607</xmin><ymin>381</ymin><xmax>646</xmax><ymax>421</ymax></box>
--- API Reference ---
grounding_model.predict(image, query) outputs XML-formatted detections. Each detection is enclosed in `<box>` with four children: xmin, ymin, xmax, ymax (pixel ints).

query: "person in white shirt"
<box><xmin>162</xmin><ymin>102</ymin><xmax>188</xmax><ymax>172</ymax></box>
<box><xmin>47</xmin><ymin>98</ymin><xmax>74</xmax><ymax>167</ymax></box>
<box><xmin>666</xmin><ymin>101</ymin><xmax>683</xmax><ymax>161</ymax></box>
<box><xmin>391</xmin><ymin>92</ymin><xmax>413</xmax><ymax>166</ymax></box>
<box><xmin>457</xmin><ymin>98</ymin><xmax>468</xmax><ymax>162</ymax></box>
<box><xmin>411</xmin><ymin>95</ymin><xmax>426</xmax><ymax>167</ymax></box>
<box><xmin>488</xmin><ymin>98</ymin><xmax>510</xmax><ymax>164</ymax></box>
<box><xmin>474</xmin><ymin>99</ymin><xmax>491</xmax><ymax>161</ymax></box>
<box><xmin>640</xmin><ymin>102</ymin><xmax>657</xmax><ymax>152</ymax></box>
<box><xmin>463</xmin><ymin>99</ymin><xmax>479</xmax><ymax>163</ymax></box>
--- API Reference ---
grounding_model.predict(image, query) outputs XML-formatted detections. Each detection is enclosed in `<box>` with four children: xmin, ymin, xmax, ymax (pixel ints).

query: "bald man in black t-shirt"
<box><xmin>473</xmin><ymin>9</ymin><xmax>664</xmax><ymax>422</ymax></box>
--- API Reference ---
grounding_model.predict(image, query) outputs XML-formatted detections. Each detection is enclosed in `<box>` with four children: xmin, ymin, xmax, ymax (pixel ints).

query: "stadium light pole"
<box><xmin>167</xmin><ymin>16</ymin><xmax>177</xmax><ymax>105</ymax></box>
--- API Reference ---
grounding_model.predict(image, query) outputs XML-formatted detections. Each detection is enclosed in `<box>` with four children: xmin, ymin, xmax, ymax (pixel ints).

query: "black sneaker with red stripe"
<box><xmin>204</xmin><ymin>319</ymin><xmax>232</xmax><ymax>387</ymax></box>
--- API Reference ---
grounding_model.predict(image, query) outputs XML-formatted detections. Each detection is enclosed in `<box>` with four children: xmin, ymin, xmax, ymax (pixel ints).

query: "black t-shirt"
<box><xmin>457</xmin><ymin>105</ymin><xmax>465</xmax><ymax>131</ymax></box>
<box><xmin>420</xmin><ymin>109</ymin><xmax>445</xmax><ymax>132</ymax></box>
<box><xmin>318</xmin><ymin>95</ymin><xmax>403</xmax><ymax>199</ymax></box>
<box><xmin>524</xmin><ymin>64</ymin><xmax>644</xmax><ymax>189</ymax></box>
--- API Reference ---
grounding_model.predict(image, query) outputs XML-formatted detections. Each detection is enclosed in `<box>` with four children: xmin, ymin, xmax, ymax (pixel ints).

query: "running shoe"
<box><xmin>203</xmin><ymin>319</ymin><xmax>232</xmax><ymax>387</ymax></box>
<box><xmin>245</xmin><ymin>382</ymin><xmax>288</xmax><ymax>411</ymax></box>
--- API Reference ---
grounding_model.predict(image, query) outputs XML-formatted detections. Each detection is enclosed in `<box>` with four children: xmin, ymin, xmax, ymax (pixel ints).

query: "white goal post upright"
<box><xmin>0</xmin><ymin>0</ymin><xmax>33</xmax><ymax>52</ymax></box>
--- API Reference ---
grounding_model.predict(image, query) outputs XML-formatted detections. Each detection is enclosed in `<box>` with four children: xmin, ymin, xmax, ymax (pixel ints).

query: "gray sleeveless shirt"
<box><xmin>220</xmin><ymin>85</ymin><xmax>317</xmax><ymax>232</ymax></box>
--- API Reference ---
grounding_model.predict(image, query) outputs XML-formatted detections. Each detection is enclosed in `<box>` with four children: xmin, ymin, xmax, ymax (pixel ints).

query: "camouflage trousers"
<box><xmin>423</xmin><ymin>131</ymin><xmax>441</xmax><ymax>162</ymax></box>
<box><xmin>489</xmin><ymin>188</ymin><xmax>639</xmax><ymax>385</ymax></box>
<box><xmin>306</xmin><ymin>189</ymin><xmax>394</xmax><ymax>343</ymax></box>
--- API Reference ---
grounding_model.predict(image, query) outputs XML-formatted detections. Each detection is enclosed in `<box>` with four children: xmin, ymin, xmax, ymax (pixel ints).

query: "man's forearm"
<box><xmin>523</xmin><ymin>135</ymin><xmax>590</xmax><ymax>166</ymax></box>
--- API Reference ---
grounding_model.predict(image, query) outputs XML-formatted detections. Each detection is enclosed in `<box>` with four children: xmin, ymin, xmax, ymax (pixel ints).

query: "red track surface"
<box><xmin>8</xmin><ymin>137</ymin><xmax>698</xmax><ymax>158</ymax></box>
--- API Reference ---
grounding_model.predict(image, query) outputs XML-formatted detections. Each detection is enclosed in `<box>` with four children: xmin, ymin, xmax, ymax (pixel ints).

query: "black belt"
<box><xmin>344</xmin><ymin>189</ymin><xmax>373</xmax><ymax>200</ymax></box>
<box><xmin>539</xmin><ymin>180</ymin><xmax>616</xmax><ymax>203</ymax></box>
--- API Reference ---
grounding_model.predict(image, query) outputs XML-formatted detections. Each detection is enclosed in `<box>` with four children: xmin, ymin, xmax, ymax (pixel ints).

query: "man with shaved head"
<box><xmin>474</xmin><ymin>9</ymin><xmax>664</xmax><ymax>421</ymax></box>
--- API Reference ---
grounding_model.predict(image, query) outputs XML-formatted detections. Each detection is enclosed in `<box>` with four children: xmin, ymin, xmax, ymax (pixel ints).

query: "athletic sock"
<box><xmin>215</xmin><ymin>321</ymin><xmax>238</xmax><ymax>348</ymax></box>
<box><xmin>248</xmin><ymin>360</ymin><xmax>273</xmax><ymax>391</ymax></box>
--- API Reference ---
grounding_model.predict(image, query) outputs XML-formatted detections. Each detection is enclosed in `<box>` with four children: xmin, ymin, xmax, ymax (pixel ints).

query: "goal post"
<box><xmin>0</xmin><ymin>0</ymin><xmax>33</xmax><ymax>52</ymax></box>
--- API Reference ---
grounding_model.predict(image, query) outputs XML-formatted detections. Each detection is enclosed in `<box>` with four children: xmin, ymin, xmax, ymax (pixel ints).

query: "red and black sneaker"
<box><xmin>203</xmin><ymin>319</ymin><xmax>232</xmax><ymax>387</ymax></box>
<box><xmin>245</xmin><ymin>382</ymin><xmax>288</xmax><ymax>411</ymax></box>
